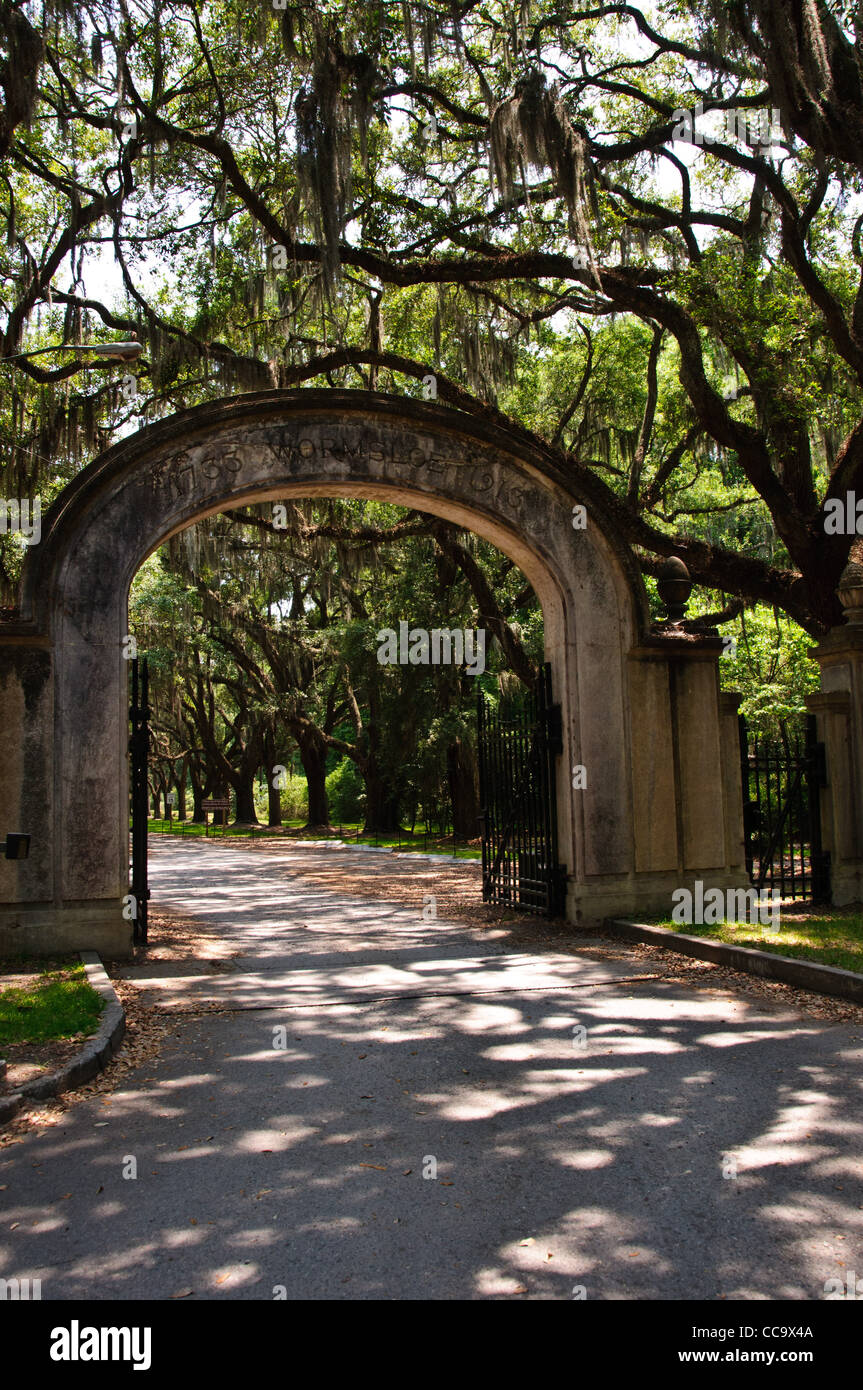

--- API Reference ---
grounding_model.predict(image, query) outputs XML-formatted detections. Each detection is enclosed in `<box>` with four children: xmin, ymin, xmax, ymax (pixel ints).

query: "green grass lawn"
<box><xmin>653</xmin><ymin>911</ymin><xmax>863</xmax><ymax>975</ymax></box>
<box><xmin>144</xmin><ymin>818</ymin><xmax>481</xmax><ymax>858</ymax></box>
<box><xmin>0</xmin><ymin>961</ymin><xmax>106</xmax><ymax>1049</ymax></box>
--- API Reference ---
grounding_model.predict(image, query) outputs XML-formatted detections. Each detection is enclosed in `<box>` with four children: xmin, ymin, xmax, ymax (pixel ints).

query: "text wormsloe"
<box><xmin>376</xmin><ymin>622</ymin><xmax>486</xmax><ymax>675</ymax></box>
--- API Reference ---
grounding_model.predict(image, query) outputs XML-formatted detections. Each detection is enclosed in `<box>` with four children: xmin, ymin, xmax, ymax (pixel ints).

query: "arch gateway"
<box><xmin>0</xmin><ymin>389</ymin><xmax>754</xmax><ymax>956</ymax></box>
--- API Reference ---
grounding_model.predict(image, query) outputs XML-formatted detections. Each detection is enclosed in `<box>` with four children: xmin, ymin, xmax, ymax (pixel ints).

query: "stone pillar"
<box><xmin>0</xmin><ymin>630</ymin><xmax>132</xmax><ymax>958</ymax></box>
<box><xmin>627</xmin><ymin>639</ymin><xmax>748</xmax><ymax>901</ymax></box>
<box><xmin>0</xmin><ymin>639</ymin><xmax>56</xmax><ymax>953</ymax></box>
<box><xmin>719</xmin><ymin>691</ymin><xmax>747</xmax><ymax>875</ymax></box>
<box><xmin>613</xmin><ymin>559</ymin><xmax>750</xmax><ymax>921</ymax></box>
<box><xmin>806</xmin><ymin>561</ymin><xmax>863</xmax><ymax>905</ymax></box>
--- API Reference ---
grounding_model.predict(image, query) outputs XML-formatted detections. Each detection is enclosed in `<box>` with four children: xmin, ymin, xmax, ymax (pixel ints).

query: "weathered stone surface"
<box><xmin>628</xmin><ymin>657</ymin><xmax>677</xmax><ymax>872</ymax></box>
<box><xmin>807</xmin><ymin>633</ymin><xmax>863</xmax><ymax>905</ymax></box>
<box><xmin>0</xmin><ymin>390</ymin><xmax>748</xmax><ymax>945</ymax></box>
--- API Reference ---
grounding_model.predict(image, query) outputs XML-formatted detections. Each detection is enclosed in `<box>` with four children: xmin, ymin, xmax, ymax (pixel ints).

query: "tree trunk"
<box><xmin>362</xmin><ymin>678</ymin><xmax>400</xmax><ymax>831</ymax></box>
<box><xmin>175</xmin><ymin>759</ymin><xmax>187</xmax><ymax>820</ymax></box>
<box><xmin>298</xmin><ymin>728</ymin><xmax>329</xmax><ymax>827</ymax></box>
<box><xmin>363</xmin><ymin>767</ymin><xmax>401</xmax><ymax>831</ymax></box>
<box><xmin>191</xmin><ymin>779</ymin><xmax>204</xmax><ymax>822</ymax></box>
<box><xmin>267</xmin><ymin>775</ymin><xmax>282</xmax><ymax>827</ymax></box>
<box><xmin>447</xmin><ymin>738</ymin><xmax>479</xmax><ymax>839</ymax></box>
<box><xmin>263</xmin><ymin>729</ymin><xmax>282</xmax><ymax>827</ymax></box>
<box><xmin>233</xmin><ymin>774</ymin><xmax>258</xmax><ymax>825</ymax></box>
<box><xmin>149</xmin><ymin>772</ymin><xmax>168</xmax><ymax>818</ymax></box>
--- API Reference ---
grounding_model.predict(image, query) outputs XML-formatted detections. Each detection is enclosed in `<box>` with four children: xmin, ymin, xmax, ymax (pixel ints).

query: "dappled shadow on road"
<box><xmin>4</xmin><ymin>977</ymin><xmax>862</xmax><ymax>1300</ymax></box>
<box><xmin>2</xmin><ymin>840</ymin><xmax>862</xmax><ymax>1301</ymax></box>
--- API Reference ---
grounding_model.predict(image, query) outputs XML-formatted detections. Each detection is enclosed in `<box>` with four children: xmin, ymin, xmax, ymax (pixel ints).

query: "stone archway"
<box><xmin>0</xmin><ymin>390</ymin><xmax>748</xmax><ymax>955</ymax></box>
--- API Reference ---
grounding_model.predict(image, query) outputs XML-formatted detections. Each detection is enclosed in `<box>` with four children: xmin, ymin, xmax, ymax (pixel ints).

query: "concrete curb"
<box><xmin>0</xmin><ymin>951</ymin><xmax>125</xmax><ymax>1126</ymax></box>
<box><xmin>293</xmin><ymin>840</ymin><xmax>469</xmax><ymax>862</ymax></box>
<box><xmin>605</xmin><ymin>918</ymin><xmax>863</xmax><ymax>1004</ymax></box>
<box><xmin>193</xmin><ymin>834</ymin><xmax>476</xmax><ymax>864</ymax></box>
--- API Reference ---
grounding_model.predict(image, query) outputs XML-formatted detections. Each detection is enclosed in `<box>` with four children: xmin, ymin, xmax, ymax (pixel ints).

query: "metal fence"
<box><xmin>738</xmin><ymin>713</ymin><xmax>830</xmax><ymax>902</ymax></box>
<box><xmin>477</xmin><ymin>662</ymin><xmax>566</xmax><ymax>917</ymax></box>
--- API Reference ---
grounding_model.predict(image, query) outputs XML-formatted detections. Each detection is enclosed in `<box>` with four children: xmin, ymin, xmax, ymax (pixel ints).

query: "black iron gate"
<box><xmin>738</xmin><ymin>713</ymin><xmax>830</xmax><ymax>902</ymax></box>
<box><xmin>129</xmin><ymin>656</ymin><xmax>151</xmax><ymax>943</ymax></box>
<box><xmin>477</xmin><ymin>662</ymin><xmax>566</xmax><ymax>917</ymax></box>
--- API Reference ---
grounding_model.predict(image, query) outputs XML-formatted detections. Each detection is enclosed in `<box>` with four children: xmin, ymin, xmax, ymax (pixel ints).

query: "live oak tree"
<box><xmin>3</xmin><ymin>0</ymin><xmax>863</xmax><ymax>638</ymax></box>
<box><xmin>130</xmin><ymin>497</ymin><xmax>542</xmax><ymax>832</ymax></box>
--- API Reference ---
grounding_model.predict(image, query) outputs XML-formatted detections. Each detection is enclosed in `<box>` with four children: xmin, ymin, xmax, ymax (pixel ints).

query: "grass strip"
<box><xmin>0</xmin><ymin>962</ymin><xmax>106</xmax><ymax>1048</ymax></box>
<box><xmin>653</xmin><ymin>913</ymin><xmax>863</xmax><ymax>975</ymax></box>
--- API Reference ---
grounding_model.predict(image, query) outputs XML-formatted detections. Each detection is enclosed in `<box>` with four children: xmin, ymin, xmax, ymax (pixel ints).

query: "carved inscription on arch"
<box><xmin>264</xmin><ymin>425</ymin><xmax>471</xmax><ymax>478</ymax></box>
<box><xmin>144</xmin><ymin>421</ymin><xmax>542</xmax><ymax>529</ymax></box>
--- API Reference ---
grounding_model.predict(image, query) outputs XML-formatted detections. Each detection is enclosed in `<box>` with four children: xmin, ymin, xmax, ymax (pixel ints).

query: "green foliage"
<box><xmin>719</xmin><ymin>605</ymin><xmax>820</xmax><ymax>737</ymax></box>
<box><xmin>3</xmin><ymin>0</ymin><xmax>863</xmax><ymax>639</ymax></box>
<box><xmin>6</xmin><ymin>0</ymin><xmax>860</xmax><ymax>772</ymax></box>
<box><xmin>670</xmin><ymin>586</ymin><xmax>820</xmax><ymax>737</ymax></box>
<box><xmin>325</xmin><ymin>757</ymin><xmax>365</xmax><ymax>822</ymax></box>
<box><xmin>279</xmin><ymin>774</ymin><xmax>309</xmax><ymax>823</ymax></box>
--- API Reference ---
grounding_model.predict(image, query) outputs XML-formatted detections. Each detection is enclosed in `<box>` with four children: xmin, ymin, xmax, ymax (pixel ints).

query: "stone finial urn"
<box><xmin>657</xmin><ymin>556</ymin><xmax>692</xmax><ymax>625</ymax></box>
<box><xmin>837</xmin><ymin>560</ymin><xmax>863</xmax><ymax>625</ymax></box>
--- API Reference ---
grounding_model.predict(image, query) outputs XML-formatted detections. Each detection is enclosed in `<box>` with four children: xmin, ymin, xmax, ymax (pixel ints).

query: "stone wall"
<box><xmin>0</xmin><ymin>390</ymin><xmax>748</xmax><ymax>952</ymax></box>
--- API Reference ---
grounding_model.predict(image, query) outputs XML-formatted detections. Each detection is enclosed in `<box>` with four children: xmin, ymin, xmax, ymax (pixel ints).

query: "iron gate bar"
<box><xmin>738</xmin><ymin>712</ymin><xmax>830</xmax><ymax>903</ymax></box>
<box><xmin>487</xmin><ymin>718</ymin><xmax>537</xmax><ymax>890</ymax></box>
<box><xmin>757</xmin><ymin>748</ymin><xmax>805</xmax><ymax>891</ymax></box>
<box><xmin>477</xmin><ymin>662</ymin><xmax>566</xmax><ymax>917</ymax></box>
<box><xmin>492</xmin><ymin>697</ymin><xmax>531</xmax><ymax>899</ymax></box>
<box><xmin>738</xmin><ymin>715</ymin><xmax>754</xmax><ymax>883</ymax></box>
<box><xmin>806</xmin><ymin>713</ymin><xmax>831</xmax><ymax>901</ymax></box>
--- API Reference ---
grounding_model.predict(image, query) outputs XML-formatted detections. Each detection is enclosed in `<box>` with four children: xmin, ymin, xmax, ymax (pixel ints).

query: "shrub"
<box><xmin>280</xmin><ymin>774</ymin><xmax>309</xmax><ymax>821</ymax></box>
<box><xmin>326</xmin><ymin>757</ymin><xmax>365</xmax><ymax>822</ymax></box>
